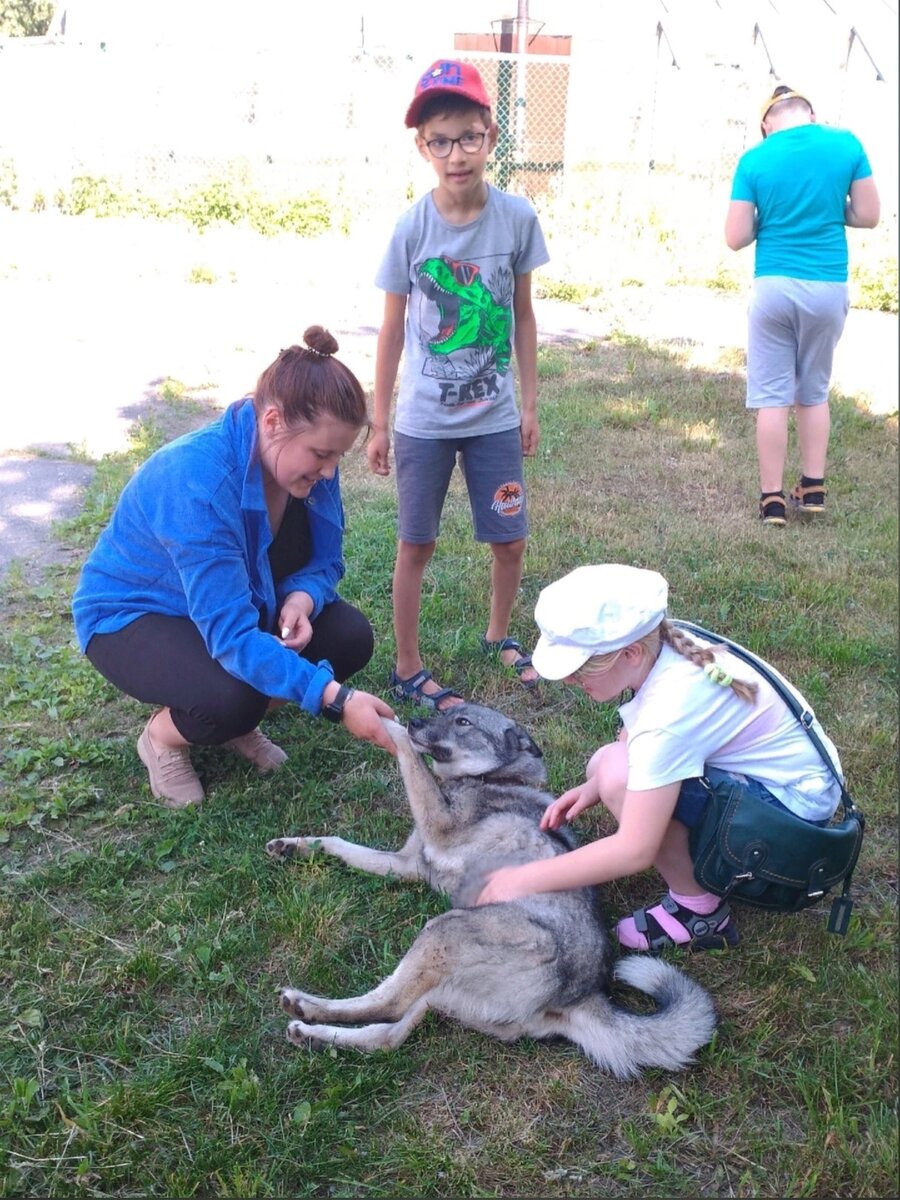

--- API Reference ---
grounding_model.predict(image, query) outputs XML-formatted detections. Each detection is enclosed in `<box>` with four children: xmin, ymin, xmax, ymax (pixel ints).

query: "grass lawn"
<box><xmin>1</xmin><ymin>333</ymin><xmax>897</xmax><ymax>1197</ymax></box>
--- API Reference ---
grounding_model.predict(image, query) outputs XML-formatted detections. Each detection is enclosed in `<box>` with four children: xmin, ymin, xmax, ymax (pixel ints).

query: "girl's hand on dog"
<box><xmin>474</xmin><ymin>864</ymin><xmax>534</xmax><ymax>906</ymax></box>
<box><xmin>540</xmin><ymin>778</ymin><xmax>601</xmax><ymax>830</ymax></box>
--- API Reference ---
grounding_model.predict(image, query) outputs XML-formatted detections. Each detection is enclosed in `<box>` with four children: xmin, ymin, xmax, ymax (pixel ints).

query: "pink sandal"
<box><xmin>618</xmin><ymin>894</ymin><xmax>739</xmax><ymax>953</ymax></box>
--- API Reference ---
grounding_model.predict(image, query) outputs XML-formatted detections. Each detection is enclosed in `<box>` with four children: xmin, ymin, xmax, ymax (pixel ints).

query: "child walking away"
<box><xmin>725</xmin><ymin>85</ymin><xmax>880</xmax><ymax>527</ymax></box>
<box><xmin>368</xmin><ymin>58</ymin><xmax>550</xmax><ymax>710</ymax></box>
<box><xmin>474</xmin><ymin>564</ymin><xmax>845</xmax><ymax>952</ymax></box>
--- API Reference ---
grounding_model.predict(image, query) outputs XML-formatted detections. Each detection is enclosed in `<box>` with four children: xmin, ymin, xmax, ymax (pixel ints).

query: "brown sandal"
<box><xmin>759</xmin><ymin>492</ymin><xmax>786</xmax><ymax>526</ymax></box>
<box><xmin>789</xmin><ymin>482</ymin><xmax>826</xmax><ymax>513</ymax></box>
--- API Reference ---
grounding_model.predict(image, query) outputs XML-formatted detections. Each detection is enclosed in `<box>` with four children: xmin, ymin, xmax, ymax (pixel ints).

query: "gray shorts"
<box><xmin>393</xmin><ymin>427</ymin><xmax>528</xmax><ymax>544</ymax></box>
<box><xmin>746</xmin><ymin>276</ymin><xmax>849</xmax><ymax>409</ymax></box>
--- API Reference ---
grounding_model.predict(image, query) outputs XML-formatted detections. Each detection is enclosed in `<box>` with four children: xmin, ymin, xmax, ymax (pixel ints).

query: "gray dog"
<box><xmin>267</xmin><ymin>704</ymin><xmax>716</xmax><ymax>1078</ymax></box>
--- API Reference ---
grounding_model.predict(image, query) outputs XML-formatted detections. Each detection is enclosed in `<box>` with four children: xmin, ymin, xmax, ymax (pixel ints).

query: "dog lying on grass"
<box><xmin>267</xmin><ymin>704</ymin><xmax>716</xmax><ymax>1078</ymax></box>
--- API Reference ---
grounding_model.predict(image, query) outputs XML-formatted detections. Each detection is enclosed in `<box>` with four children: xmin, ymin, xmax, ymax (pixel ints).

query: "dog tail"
<box><xmin>561</xmin><ymin>956</ymin><xmax>717</xmax><ymax>1078</ymax></box>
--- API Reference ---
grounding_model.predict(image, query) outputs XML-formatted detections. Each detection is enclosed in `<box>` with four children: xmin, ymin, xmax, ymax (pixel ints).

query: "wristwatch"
<box><xmin>320</xmin><ymin>684</ymin><xmax>355</xmax><ymax>724</ymax></box>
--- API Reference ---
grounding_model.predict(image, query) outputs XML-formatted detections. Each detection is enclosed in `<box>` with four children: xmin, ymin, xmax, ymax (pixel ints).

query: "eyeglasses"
<box><xmin>424</xmin><ymin>131</ymin><xmax>487</xmax><ymax>158</ymax></box>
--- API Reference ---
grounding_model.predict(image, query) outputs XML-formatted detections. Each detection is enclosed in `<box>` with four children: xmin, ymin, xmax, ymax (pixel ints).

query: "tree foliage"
<box><xmin>0</xmin><ymin>0</ymin><xmax>55</xmax><ymax>37</ymax></box>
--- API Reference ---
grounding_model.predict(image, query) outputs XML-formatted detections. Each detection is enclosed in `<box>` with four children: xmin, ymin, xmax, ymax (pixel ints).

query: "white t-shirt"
<box><xmin>375</xmin><ymin>185</ymin><xmax>549</xmax><ymax>438</ymax></box>
<box><xmin>618</xmin><ymin>641</ymin><xmax>843</xmax><ymax>822</ymax></box>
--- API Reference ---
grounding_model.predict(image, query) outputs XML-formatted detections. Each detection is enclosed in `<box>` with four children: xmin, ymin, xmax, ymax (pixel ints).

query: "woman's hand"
<box><xmin>279</xmin><ymin>592</ymin><xmax>315</xmax><ymax>650</ymax></box>
<box><xmin>540</xmin><ymin>777</ymin><xmax>600</xmax><ymax>831</ymax></box>
<box><xmin>341</xmin><ymin>689</ymin><xmax>398</xmax><ymax>754</ymax></box>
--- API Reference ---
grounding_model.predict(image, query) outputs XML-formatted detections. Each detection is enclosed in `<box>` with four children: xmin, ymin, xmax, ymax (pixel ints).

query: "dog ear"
<box><xmin>505</xmin><ymin>725</ymin><xmax>544</xmax><ymax>760</ymax></box>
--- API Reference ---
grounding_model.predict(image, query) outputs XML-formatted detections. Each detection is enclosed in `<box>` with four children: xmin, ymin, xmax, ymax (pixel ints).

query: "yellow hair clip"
<box><xmin>704</xmin><ymin>662</ymin><xmax>734</xmax><ymax>688</ymax></box>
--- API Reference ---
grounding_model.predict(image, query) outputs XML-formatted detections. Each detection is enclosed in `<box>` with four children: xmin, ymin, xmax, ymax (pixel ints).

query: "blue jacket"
<box><xmin>72</xmin><ymin>399</ymin><xmax>344</xmax><ymax>714</ymax></box>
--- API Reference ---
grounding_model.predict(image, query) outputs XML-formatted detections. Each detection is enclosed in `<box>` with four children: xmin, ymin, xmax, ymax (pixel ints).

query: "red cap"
<box><xmin>404</xmin><ymin>59</ymin><xmax>492</xmax><ymax>128</ymax></box>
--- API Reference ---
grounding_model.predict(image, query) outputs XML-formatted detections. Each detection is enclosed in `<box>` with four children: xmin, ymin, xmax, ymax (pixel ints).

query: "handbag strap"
<box><xmin>671</xmin><ymin>619</ymin><xmax>859</xmax><ymax>819</ymax></box>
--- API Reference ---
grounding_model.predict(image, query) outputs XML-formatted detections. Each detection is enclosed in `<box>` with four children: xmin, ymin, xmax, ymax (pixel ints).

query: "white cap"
<box><xmin>531</xmin><ymin>564</ymin><xmax>668</xmax><ymax>680</ymax></box>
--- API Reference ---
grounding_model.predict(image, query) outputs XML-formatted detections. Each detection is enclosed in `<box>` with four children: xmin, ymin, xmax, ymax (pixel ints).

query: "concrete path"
<box><xmin>1</xmin><ymin>212</ymin><xmax>895</xmax><ymax>580</ymax></box>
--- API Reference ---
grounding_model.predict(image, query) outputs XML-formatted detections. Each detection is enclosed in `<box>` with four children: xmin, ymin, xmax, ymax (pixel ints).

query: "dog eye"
<box><xmin>454</xmin><ymin>717</ymin><xmax>471</xmax><ymax>727</ymax></box>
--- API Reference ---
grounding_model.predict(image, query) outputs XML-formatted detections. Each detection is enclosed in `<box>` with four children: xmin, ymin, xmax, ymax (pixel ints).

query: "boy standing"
<box><xmin>369</xmin><ymin>58</ymin><xmax>550</xmax><ymax>709</ymax></box>
<box><xmin>725</xmin><ymin>85</ymin><xmax>880</xmax><ymax>526</ymax></box>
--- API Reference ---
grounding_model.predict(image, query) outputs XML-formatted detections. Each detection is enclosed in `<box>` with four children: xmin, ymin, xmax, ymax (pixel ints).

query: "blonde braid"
<box><xmin>659</xmin><ymin>620</ymin><xmax>758</xmax><ymax>703</ymax></box>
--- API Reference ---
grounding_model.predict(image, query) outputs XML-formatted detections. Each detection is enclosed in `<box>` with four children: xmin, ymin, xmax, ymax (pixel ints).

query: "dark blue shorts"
<box><xmin>393</xmin><ymin>427</ymin><xmax>527</xmax><ymax>544</ymax></box>
<box><xmin>674</xmin><ymin>766</ymin><xmax>830</xmax><ymax>829</ymax></box>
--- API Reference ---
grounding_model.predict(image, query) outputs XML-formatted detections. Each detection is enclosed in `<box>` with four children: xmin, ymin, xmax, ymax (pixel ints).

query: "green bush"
<box><xmin>250</xmin><ymin>192</ymin><xmax>332</xmax><ymax>237</ymax></box>
<box><xmin>172</xmin><ymin>180</ymin><xmax>332</xmax><ymax>236</ymax></box>
<box><xmin>0</xmin><ymin>159</ymin><xmax>18</xmax><ymax>208</ymax></box>
<box><xmin>56</xmin><ymin>175</ymin><xmax>136</xmax><ymax>217</ymax></box>
<box><xmin>535</xmin><ymin>277</ymin><xmax>598</xmax><ymax>305</ymax></box>
<box><xmin>41</xmin><ymin>173</ymin><xmax>335</xmax><ymax>238</ymax></box>
<box><xmin>851</xmin><ymin>259</ymin><xmax>899</xmax><ymax>314</ymax></box>
<box><xmin>187</xmin><ymin>266</ymin><xmax>217</xmax><ymax>285</ymax></box>
<box><xmin>0</xmin><ymin>0</ymin><xmax>54</xmax><ymax>36</ymax></box>
<box><xmin>176</xmin><ymin>179</ymin><xmax>247</xmax><ymax>230</ymax></box>
<box><xmin>703</xmin><ymin>265</ymin><xmax>743</xmax><ymax>293</ymax></box>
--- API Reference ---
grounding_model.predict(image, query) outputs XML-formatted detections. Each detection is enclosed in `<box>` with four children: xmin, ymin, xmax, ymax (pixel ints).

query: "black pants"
<box><xmin>85</xmin><ymin>600</ymin><xmax>374</xmax><ymax>745</ymax></box>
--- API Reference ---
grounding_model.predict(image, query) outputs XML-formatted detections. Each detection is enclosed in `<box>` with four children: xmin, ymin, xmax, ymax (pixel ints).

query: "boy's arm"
<box><xmin>845</xmin><ymin>175</ymin><xmax>880</xmax><ymax>228</ymax></box>
<box><xmin>513</xmin><ymin>272</ymin><xmax>539</xmax><ymax>457</ymax></box>
<box><xmin>368</xmin><ymin>291</ymin><xmax>408</xmax><ymax>477</ymax></box>
<box><xmin>725</xmin><ymin>199</ymin><xmax>757</xmax><ymax>250</ymax></box>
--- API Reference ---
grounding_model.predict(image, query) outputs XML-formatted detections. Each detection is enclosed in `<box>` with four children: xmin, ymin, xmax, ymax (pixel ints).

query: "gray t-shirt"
<box><xmin>375</xmin><ymin>185</ymin><xmax>550</xmax><ymax>438</ymax></box>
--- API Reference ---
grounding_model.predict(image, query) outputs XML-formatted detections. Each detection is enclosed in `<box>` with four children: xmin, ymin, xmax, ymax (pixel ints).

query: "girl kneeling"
<box><xmin>475</xmin><ymin>564</ymin><xmax>842</xmax><ymax>951</ymax></box>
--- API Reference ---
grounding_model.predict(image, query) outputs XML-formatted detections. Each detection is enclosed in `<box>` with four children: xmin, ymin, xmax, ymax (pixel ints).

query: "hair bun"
<box><xmin>303</xmin><ymin>325</ymin><xmax>339</xmax><ymax>358</ymax></box>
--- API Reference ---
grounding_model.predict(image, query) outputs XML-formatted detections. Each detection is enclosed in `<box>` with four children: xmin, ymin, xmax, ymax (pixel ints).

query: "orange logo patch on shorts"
<box><xmin>491</xmin><ymin>481</ymin><xmax>524</xmax><ymax>518</ymax></box>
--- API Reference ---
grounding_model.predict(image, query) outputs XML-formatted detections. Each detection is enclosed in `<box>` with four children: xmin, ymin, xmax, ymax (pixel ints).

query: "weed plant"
<box><xmin>42</xmin><ymin>173</ymin><xmax>334</xmax><ymax>240</ymax></box>
<box><xmin>1</xmin><ymin>159</ymin><xmax>896</xmax><ymax>312</ymax></box>
<box><xmin>1</xmin><ymin>337</ymin><xmax>897</xmax><ymax>1197</ymax></box>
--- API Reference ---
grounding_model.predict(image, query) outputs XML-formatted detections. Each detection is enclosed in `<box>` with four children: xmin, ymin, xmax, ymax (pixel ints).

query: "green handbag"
<box><xmin>674</xmin><ymin>622</ymin><xmax>865</xmax><ymax>936</ymax></box>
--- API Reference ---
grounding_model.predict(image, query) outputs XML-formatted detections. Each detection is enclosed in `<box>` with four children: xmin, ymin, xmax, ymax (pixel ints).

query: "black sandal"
<box><xmin>481</xmin><ymin>635</ymin><xmax>539</xmax><ymax>690</ymax></box>
<box><xmin>388</xmin><ymin>668</ymin><xmax>464</xmax><ymax>711</ymax></box>
<box><xmin>630</xmin><ymin>894</ymin><xmax>739</xmax><ymax>953</ymax></box>
<box><xmin>759</xmin><ymin>492</ymin><xmax>786</xmax><ymax>526</ymax></box>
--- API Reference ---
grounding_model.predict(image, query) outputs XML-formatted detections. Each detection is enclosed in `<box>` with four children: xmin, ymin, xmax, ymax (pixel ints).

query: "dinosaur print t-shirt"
<box><xmin>376</xmin><ymin>185</ymin><xmax>549</xmax><ymax>438</ymax></box>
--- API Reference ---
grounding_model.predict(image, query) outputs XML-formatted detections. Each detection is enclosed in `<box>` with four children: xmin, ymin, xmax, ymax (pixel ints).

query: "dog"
<box><xmin>266</xmin><ymin>704</ymin><xmax>716</xmax><ymax>1078</ymax></box>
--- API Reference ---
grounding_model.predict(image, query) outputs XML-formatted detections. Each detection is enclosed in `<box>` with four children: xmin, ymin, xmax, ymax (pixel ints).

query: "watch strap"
<box><xmin>320</xmin><ymin>684</ymin><xmax>354</xmax><ymax>723</ymax></box>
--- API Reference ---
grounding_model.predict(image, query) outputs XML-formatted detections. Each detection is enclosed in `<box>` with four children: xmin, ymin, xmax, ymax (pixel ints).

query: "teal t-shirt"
<box><xmin>730</xmin><ymin>124</ymin><xmax>872</xmax><ymax>281</ymax></box>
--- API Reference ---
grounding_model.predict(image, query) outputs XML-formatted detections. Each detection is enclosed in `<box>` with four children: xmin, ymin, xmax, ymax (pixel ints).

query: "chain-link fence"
<box><xmin>1</xmin><ymin>36</ymin><xmax>896</xmax><ymax>296</ymax></box>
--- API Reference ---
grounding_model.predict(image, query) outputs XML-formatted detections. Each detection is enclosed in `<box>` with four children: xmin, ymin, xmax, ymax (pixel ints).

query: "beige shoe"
<box><xmin>137</xmin><ymin>721</ymin><xmax>204</xmax><ymax>808</ymax></box>
<box><xmin>225</xmin><ymin>728</ymin><xmax>288</xmax><ymax>773</ymax></box>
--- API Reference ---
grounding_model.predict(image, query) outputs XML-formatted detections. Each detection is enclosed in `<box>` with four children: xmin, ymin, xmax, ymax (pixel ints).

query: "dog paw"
<box><xmin>380</xmin><ymin>716</ymin><xmax>410</xmax><ymax>748</ymax></box>
<box><xmin>286</xmin><ymin>1020</ymin><xmax>329</xmax><ymax>1050</ymax></box>
<box><xmin>281</xmin><ymin>988</ymin><xmax>318</xmax><ymax>1019</ymax></box>
<box><xmin>266</xmin><ymin>836</ymin><xmax>311</xmax><ymax>860</ymax></box>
